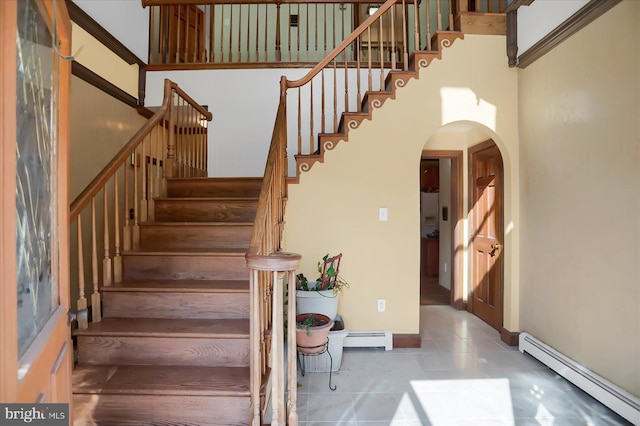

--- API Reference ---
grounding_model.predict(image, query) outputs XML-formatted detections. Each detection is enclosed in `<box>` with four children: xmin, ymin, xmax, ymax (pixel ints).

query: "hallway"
<box><xmin>295</xmin><ymin>306</ymin><xmax>630</xmax><ymax>425</ymax></box>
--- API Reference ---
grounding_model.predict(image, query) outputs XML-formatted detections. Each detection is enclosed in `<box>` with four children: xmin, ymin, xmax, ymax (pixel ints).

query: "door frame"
<box><xmin>0</xmin><ymin>0</ymin><xmax>19</xmax><ymax>402</ymax></box>
<box><xmin>0</xmin><ymin>0</ymin><xmax>73</xmax><ymax>403</ymax></box>
<box><xmin>420</xmin><ymin>150</ymin><xmax>464</xmax><ymax>310</ymax></box>
<box><xmin>467</xmin><ymin>139</ymin><xmax>504</xmax><ymax>327</ymax></box>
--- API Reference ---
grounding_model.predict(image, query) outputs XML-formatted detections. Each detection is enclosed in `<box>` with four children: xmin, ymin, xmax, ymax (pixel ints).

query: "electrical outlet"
<box><xmin>377</xmin><ymin>299</ymin><xmax>386</xmax><ymax>312</ymax></box>
<box><xmin>379</xmin><ymin>207</ymin><xmax>388</xmax><ymax>221</ymax></box>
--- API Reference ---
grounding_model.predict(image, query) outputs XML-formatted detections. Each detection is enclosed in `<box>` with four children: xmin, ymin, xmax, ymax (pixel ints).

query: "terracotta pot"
<box><xmin>295</xmin><ymin>313</ymin><xmax>333</xmax><ymax>354</ymax></box>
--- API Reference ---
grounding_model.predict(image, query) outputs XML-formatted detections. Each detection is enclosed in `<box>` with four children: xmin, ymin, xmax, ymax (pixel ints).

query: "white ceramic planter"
<box><xmin>296</xmin><ymin>289</ymin><xmax>338</xmax><ymax>320</ymax></box>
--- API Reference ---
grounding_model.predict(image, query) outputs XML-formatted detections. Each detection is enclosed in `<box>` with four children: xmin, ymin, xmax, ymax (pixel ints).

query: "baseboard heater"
<box><xmin>343</xmin><ymin>330</ymin><xmax>393</xmax><ymax>351</ymax></box>
<box><xmin>519</xmin><ymin>332</ymin><xmax>640</xmax><ymax>424</ymax></box>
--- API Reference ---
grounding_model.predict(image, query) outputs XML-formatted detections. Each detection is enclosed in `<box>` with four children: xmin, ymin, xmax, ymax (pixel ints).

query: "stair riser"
<box><xmin>168</xmin><ymin>178</ymin><xmax>262</xmax><ymax>198</ymax></box>
<box><xmin>103</xmin><ymin>291</ymin><xmax>249</xmax><ymax>319</ymax></box>
<box><xmin>77</xmin><ymin>336</ymin><xmax>249</xmax><ymax>367</ymax></box>
<box><xmin>139</xmin><ymin>225</ymin><xmax>252</xmax><ymax>250</ymax></box>
<box><xmin>155</xmin><ymin>200</ymin><xmax>258</xmax><ymax>222</ymax></box>
<box><xmin>73</xmin><ymin>394</ymin><xmax>250</xmax><ymax>426</ymax></box>
<box><xmin>122</xmin><ymin>255</ymin><xmax>249</xmax><ymax>281</ymax></box>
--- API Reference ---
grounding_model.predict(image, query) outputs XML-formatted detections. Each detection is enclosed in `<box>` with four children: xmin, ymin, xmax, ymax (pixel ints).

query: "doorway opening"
<box><xmin>419</xmin><ymin>151</ymin><xmax>463</xmax><ymax>309</ymax></box>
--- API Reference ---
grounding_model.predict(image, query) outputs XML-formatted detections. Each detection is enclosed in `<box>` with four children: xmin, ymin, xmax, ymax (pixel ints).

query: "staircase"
<box><xmin>72</xmin><ymin>177</ymin><xmax>262</xmax><ymax>426</ymax></box>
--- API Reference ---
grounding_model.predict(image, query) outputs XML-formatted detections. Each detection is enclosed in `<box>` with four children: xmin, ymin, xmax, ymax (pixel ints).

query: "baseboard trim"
<box><xmin>500</xmin><ymin>328</ymin><xmax>519</xmax><ymax>346</ymax></box>
<box><xmin>393</xmin><ymin>334</ymin><xmax>421</xmax><ymax>348</ymax></box>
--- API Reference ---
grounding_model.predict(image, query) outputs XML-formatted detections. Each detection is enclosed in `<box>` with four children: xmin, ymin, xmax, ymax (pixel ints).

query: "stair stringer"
<box><xmin>290</xmin><ymin>32</ymin><xmax>464</xmax><ymax>184</ymax></box>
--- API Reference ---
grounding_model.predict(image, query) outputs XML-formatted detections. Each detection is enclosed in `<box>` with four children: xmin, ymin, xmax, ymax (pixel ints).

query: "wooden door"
<box><xmin>0</xmin><ymin>0</ymin><xmax>73</xmax><ymax>405</ymax></box>
<box><xmin>167</xmin><ymin>4</ymin><xmax>205</xmax><ymax>63</ymax></box>
<box><xmin>469</xmin><ymin>142</ymin><xmax>503</xmax><ymax>330</ymax></box>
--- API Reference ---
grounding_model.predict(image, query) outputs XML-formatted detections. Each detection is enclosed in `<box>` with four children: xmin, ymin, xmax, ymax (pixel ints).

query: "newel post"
<box><xmin>246</xmin><ymin>252</ymin><xmax>301</xmax><ymax>426</ymax></box>
<box><xmin>166</xmin><ymin>85</ymin><xmax>176</xmax><ymax>178</ymax></box>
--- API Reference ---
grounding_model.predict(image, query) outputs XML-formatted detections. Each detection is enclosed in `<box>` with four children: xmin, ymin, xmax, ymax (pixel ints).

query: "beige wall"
<box><xmin>518</xmin><ymin>1</ymin><xmax>640</xmax><ymax>396</ymax></box>
<box><xmin>70</xmin><ymin>76</ymin><xmax>146</xmax><ymax>200</ymax></box>
<box><xmin>284</xmin><ymin>35</ymin><xmax>519</xmax><ymax>334</ymax></box>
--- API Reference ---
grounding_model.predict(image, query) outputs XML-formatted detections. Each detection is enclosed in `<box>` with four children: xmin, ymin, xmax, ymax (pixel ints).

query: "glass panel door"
<box><xmin>16</xmin><ymin>0</ymin><xmax>60</xmax><ymax>358</ymax></box>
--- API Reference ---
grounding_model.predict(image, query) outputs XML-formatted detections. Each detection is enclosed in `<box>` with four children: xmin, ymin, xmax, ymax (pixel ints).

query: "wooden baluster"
<box><xmin>411</xmin><ymin>0</ymin><xmax>420</xmax><ymax>51</ymax></box>
<box><xmin>437</xmin><ymin>0</ymin><xmax>443</xmax><ymax>31</ymax></box>
<box><xmin>356</xmin><ymin>36</ymin><xmax>361</xmax><ymax>112</ymax></box>
<box><xmin>321</xmin><ymin>69</ymin><xmax>325</xmax><ymax>133</ymax></box>
<box><xmin>219</xmin><ymin>5</ymin><xmax>224</xmax><ymax>62</ymax></box>
<box><xmin>228</xmin><ymin>5</ymin><xmax>233</xmax><ymax>62</ymax></box>
<box><xmin>276</xmin><ymin>3</ymin><xmax>281</xmax><ymax>61</ymax></box>
<box><xmin>425</xmin><ymin>0</ymin><xmax>431</xmax><ymax>50</ymax></box>
<box><xmin>246</xmin><ymin>5</ymin><xmax>251</xmax><ymax>62</ymax></box>
<box><xmin>297</xmin><ymin>87</ymin><xmax>302</xmax><ymax>155</ymax></box>
<box><xmin>140</xmin><ymin>136</ymin><xmax>148</xmax><ymax>222</ymax></box>
<box><xmin>341</xmin><ymin>4</ymin><xmax>345</xmax><ymax>58</ymax></box>
<box><xmin>449</xmin><ymin>0</ymin><xmax>454</xmax><ymax>30</ymax></box>
<box><xmin>286</xmin><ymin>269</ymin><xmax>298</xmax><ymax>425</ymax></box>
<box><xmin>306</xmin><ymin>4</ymin><xmax>310</xmax><ymax>61</ymax></box>
<box><xmin>324</xmin><ymin>4</ymin><xmax>328</xmax><ymax>56</ymax></box>
<box><xmin>402</xmin><ymin>0</ymin><xmax>409</xmax><ymax>69</ymax></box>
<box><xmin>76</xmin><ymin>219</ymin><xmax>88</xmax><ymax>329</ymax></box>
<box><xmin>190</xmin><ymin>105</ymin><xmax>196</xmax><ymax>176</ymax></box>
<box><xmin>264</xmin><ymin>5</ymin><xmax>268</xmax><ymax>61</ymax></box>
<box><xmin>391</xmin><ymin>6</ymin><xmax>397</xmax><ymax>69</ymax></box>
<box><xmin>133</xmin><ymin>146</ymin><xmax>140</xmax><ymax>249</ymax></box>
<box><xmin>309</xmin><ymin>79</ymin><xmax>314</xmax><ymax>155</ymax></box>
<box><xmin>367</xmin><ymin>27</ymin><xmax>373</xmax><ymax>91</ymax></box>
<box><xmin>91</xmin><ymin>199</ymin><xmax>101</xmax><ymax>323</ymax></box>
<box><xmin>249</xmin><ymin>269</ymin><xmax>261</xmax><ymax>426</ymax></box>
<box><xmin>184</xmin><ymin>5</ymin><xmax>191</xmax><ymax>62</ymax></box>
<box><xmin>158</xmin><ymin>6</ymin><xmax>166</xmax><ymax>63</ymax></box>
<box><xmin>296</xmin><ymin>5</ymin><xmax>301</xmax><ymax>61</ymax></box>
<box><xmin>123</xmin><ymin>158</ymin><xmax>131</xmax><ymax>251</ymax></box>
<box><xmin>238</xmin><ymin>5</ymin><xmax>242</xmax><ymax>63</ymax></box>
<box><xmin>379</xmin><ymin>17</ymin><xmax>384</xmax><ymax>89</ymax></box>
<box><xmin>176</xmin><ymin>5</ymin><xmax>182</xmax><ymax>63</ymax></box>
<box><xmin>150</xmin><ymin>6</ymin><xmax>156</xmax><ymax>64</ymax></box>
<box><xmin>209</xmin><ymin>5</ymin><xmax>214</xmax><ymax>62</ymax></box>
<box><xmin>315</xmin><ymin>4</ymin><xmax>319</xmax><ymax>60</ymax></box>
<box><xmin>271</xmin><ymin>270</ymin><xmax>285</xmax><ymax>425</ymax></box>
<box><xmin>255</xmin><ymin>4</ymin><xmax>260</xmax><ymax>62</ymax></box>
<box><xmin>344</xmin><ymin>52</ymin><xmax>349</xmax><ymax>112</ymax></box>
<box><xmin>476</xmin><ymin>0</ymin><xmax>481</xmax><ymax>12</ymax></box>
<box><xmin>113</xmin><ymin>170</ymin><xmax>122</xmax><ymax>283</ymax></box>
<box><xmin>333</xmin><ymin>59</ymin><xmax>337</xmax><ymax>132</ymax></box>
<box><xmin>148</xmin><ymin>130</ymin><xmax>156</xmax><ymax>221</ymax></box>
<box><xmin>102</xmin><ymin>185</ymin><xmax>112</xmax><ymax>287</ymax></box>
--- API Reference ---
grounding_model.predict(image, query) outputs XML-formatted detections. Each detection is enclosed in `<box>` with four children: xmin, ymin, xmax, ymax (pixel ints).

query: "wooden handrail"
<box><xmin>143</xmin><ymin>0</ymin><xmax>398</xmax><ymax>5</ymax></box>
<box><xmin>285</xmin><ymin>0</ymin><xmax>399</xmax><ymax>90</ymax></box>
<box><xmin>70</xmin><ymin>80</ymin><xmax>212</xmax><ymax>219</ymax></box>
<box><xmin>247</xmin><ymin>83</ymin><xmax>287</xmax><ymax>256</ymax></box>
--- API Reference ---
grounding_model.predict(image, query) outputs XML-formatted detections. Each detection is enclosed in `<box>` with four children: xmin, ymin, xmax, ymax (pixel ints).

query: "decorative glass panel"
<box><xmin>16</xmin><ymin>0</ymin><xmax>60</xmax><ymax>357</ymax></box>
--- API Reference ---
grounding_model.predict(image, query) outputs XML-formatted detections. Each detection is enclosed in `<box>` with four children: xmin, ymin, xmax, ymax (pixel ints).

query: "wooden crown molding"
<box><xmin>517</xmin><ymin>0</ymin><xmax>622</xmax><ymax>68</ymax></box>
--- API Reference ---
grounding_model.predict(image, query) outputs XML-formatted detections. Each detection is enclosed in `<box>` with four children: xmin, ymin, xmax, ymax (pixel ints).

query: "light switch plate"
<box><xmin>379</xmin><ymin>207</ymin><xmax>388</xmax><ymax>221</ymax></box>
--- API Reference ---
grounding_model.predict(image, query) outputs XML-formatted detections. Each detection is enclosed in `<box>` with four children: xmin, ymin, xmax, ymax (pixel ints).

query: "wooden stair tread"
<box><xmin>123</xmin><ymin>247</ymin><xmax>248</xmax><ymax>256</ymax></box>
<box><xmin>155</xmin><ymin>197</ymin><xmax>258</xmax><ymax>201</ymax></box>
<box><xmin>102</xmin><ymin>279</ymin><xmax>249</xmax><ymax>293</ymax></box>
<box><xmin>74</xmin><ymin>317</ymin><xmax>249</xmax><ymax>338</ymax></box>
<box><xmin>139</xmin><ymin>221</ymin><xmax>253</xmax><ymax>227</ymax></box>
<box><xmin>73</xmin><ymin>364</ymin><xmax>250</xmax><ymax>396</ymax></box>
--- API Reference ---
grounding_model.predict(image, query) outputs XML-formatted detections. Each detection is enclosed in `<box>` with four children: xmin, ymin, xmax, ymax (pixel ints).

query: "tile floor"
<box><xmin>293</xmin><ymin>306</ymin><xmax>631</xmax><ymax>425</ymax></box>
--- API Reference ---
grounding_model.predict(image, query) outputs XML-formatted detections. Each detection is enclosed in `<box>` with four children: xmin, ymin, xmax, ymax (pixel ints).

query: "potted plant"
<box><xmin>296</xmin><ymin>253</ymin><xmax>349</xmax><ymax>320</ymax></box>
<box><xmin>295</xmin><ymin>313</ymin><xmax>333</xmax><ymax>354</ymax></box>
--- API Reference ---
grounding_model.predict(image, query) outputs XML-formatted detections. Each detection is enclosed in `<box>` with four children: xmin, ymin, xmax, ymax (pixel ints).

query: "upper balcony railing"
<box><xmin>143</xmin><ymin>0</ymin><xmax>513</xmax><ymax>69</ymax></box>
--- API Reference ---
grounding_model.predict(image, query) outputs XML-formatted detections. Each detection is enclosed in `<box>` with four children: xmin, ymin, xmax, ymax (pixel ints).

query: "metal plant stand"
<box><xmin>297</xmin><ymin>338</ymin><xmax>336</xmax><ymax>391</ymax></box>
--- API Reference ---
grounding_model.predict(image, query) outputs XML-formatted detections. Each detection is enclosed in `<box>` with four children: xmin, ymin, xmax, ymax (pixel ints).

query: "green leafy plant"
<box><xmin>296</xmin><ymin>253</ymin><xmax>349</xmax><ymax>295</ymax></box>
<box><xmin>296</xmin><ymin>313</ymin><xmax>329</xmax><ymax>336</ymax></box>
